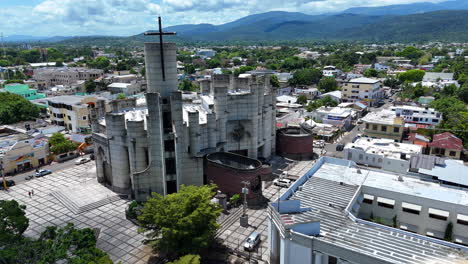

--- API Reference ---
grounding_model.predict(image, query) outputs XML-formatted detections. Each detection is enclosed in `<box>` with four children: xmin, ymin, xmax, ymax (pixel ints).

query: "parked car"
<box><xmin>244</xmin><ymin>231</ymin><xmax>261</xmax><ymax>251</ymax></box>
<box><xmin>35</xmin><ymin>169</ymin><xmax>52</xmax><ymax>177</ymax></box>
<box><xmin>357</xmin><ymin>119</ymin><xmax>363</xmax><ymax>124</ymax></box>
<box><xmin>25</xmin><ymin>175</ymin><xmax>34</xmax><ymax>180</ymax></box>
<box><xmin>336</xmin><ymin>144</ymin><xmax>344</xmax><ymax>151</ymax></box>
<box><xmin>5</xmin><ymin>180</ymin><xmax>15</xmax><ymax>186</ymax></box>
<box><xmin>273</xmin><ymin>178</ymin><xmax>291</xmax><ymax>188</ymax></box>
<box><xmin>75</xmin><ymin>157</ymin><xmax>91</xmax><ymax>165</ymax></box>
<box><xmin>352</xmin><ymin>135</ymin><xmax>361</xmax><ymax>143</ymax></box>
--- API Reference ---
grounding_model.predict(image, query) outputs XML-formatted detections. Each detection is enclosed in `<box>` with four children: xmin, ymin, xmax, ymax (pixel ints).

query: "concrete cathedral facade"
<box><xmin>91</xmin><ymin>42</ymin><xmax>276</xmax><ymax>201</ymax></box>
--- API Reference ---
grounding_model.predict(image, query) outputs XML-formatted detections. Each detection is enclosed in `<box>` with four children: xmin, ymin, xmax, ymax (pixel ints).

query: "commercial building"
<box><xmin>1</xmin><ymin>83</ymin><xmax>46</xmax><ymax>100</ymax></box>
<box><xmin>342</xmin><ymin>77</ymin><xmax>383</xmax><ymax>106</ymax></box>
<box><xmin>33</xmin><ymin>67</ymin><xmax>103</xmax><ymax>87</ymax></box>
<box><xmin>47</xmin><ymin>95</ymin><xmax>109</xmax><ymax>133</ymax></box>
<box><xmin>92</xmin><ymin>42</ymin><xmax>276</xmax><ymax>201</ymax></box>
<box><xmin>268</xmin><ymin>157</ymin><xmax>468</xmax><ymax>264</ymax></box>
<box><xmin>390</xmin><ymin>105</ymin><xmax>442</xmax><ymax>126</ymax></box>
<box><xmin>344</xmin><ymin>138</ymin><xmax>422</xmax><ymax>173</ymax></box>
<box><xmin>362</xmin><ymin>109</ymin><xmax>405</xmax><ymax>141</ymax></box>
<box><xmin>308</xmin><ymin>106</ymin><xmax>353</xmax><ymax>130</ymax></box>
<box><xmin>429</xmin><ymin>132</ymin><xmax>463</xmax><ymax>160</ymax></box>
<box><xmin>294</xmin><ymin>87</ymin><xmax>319</xmax><ymax>99</ymax></box>
<box><xmin>322</xmin><ymin>66</ymin><xmax>342</xmax><ymax>78</ymax></box>
<box><xmin>0</xmin><ymin>126</ymin><xmax>49</xmax><ymax>175</ymax></box>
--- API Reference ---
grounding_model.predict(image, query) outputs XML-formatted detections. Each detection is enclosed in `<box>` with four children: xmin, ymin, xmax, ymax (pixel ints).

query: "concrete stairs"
<box><xmin>50</xmin><ymin>190</ymin><xmax>120</xmax><ymax>215</ymax></box>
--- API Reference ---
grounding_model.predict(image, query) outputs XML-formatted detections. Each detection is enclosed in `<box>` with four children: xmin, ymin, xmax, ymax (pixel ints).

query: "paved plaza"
<box><xmin>216</xmin><ymin>159</ymin><xmax>316</xmax><ymax>263</ymax></box>
<box><xmin>0</xmin><ymin>161</ymin><xmax>153</xmax><ymax>264</ymax></box>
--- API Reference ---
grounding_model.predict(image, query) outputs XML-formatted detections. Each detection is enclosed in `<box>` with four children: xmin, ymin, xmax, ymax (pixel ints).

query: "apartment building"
<box><xmin>344</xmin><ymin>138</ymin><xmax>422</xmax><ymax>173</ymax></box>
<box><xmin>362</xmin><ymin>109</ymin><xmax>405</xmax><ymax>141</ymax></box>
<box><xmin>0</xmin><ymin>126</ymin><xmax>49</xmax><ymax>175</ymax></box>
<box><xmin>309</xmin><ymin>106</ymin><xmax>353</xmax><ymax>130</ymax></box>
<box><xmin>322</xmin><ymin>65</ymin><xmax>342</xmax><ymax>78</ymax></box>
<box><xmin>342</xmin><ymin>77</ymin><xmax>383</xmax><ymax>106</ymax></box>
<box><xmin>390</xmin><ymin>105</ymin><xmax>442</xmax><ymax>126</ymax></box>
<box><xmin>268</xmin><ymin>157</ymin><xmax>468</xmax><ymax>264</ymax></box>
<box><xmin>33</xmin><ymin>67</ymin><xmax>103</xmax><ymax>87</ymax></box>
<box><xmin>47</xmin><ymin>95</ymin><xmax>109</xmax><ymax>133</ymax></box>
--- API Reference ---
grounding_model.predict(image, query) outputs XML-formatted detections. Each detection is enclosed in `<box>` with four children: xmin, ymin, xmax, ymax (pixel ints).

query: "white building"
<box><xmin>373</xmin><ymin>63</ymin><xmax>390</xmax><ymax>71</ymax></box>
<box><xmin>344</xmin><ymin>138</ymin><xmax>422</xmax><ymax>173</ymax></box>
<box><xmin>390</xmin><ymin>105</ymin><xmax>442</xmax><ymax>126</ymax></box>
<box><xmin>196</xmin><ymin>49</ymin><xmax>216</xmax><ymax>58</ymax></box>
<box><xmin>294</xmin><ymin>87</ymin><xmax>319</xmax><ymax>99</ymax></box>
<box><xmin>319</xmin><ymin>90</ymin><xmax>341</xmax><ymax>103</ymax></box>
<box><xmin>322</xmin><ymin>66</ymin><xmax>342</xmax><ymax>78</ymax></box>
<box><xmin>342</xmin><ymin>77</ymin><xmax>383</xmax><ymax>106</ymax></box>
<box><xmin>423</xmin><ymin>72</ymin><xmax>454</xmax><ymax>82</ymax></box>
<box><xmin>268</xmin><ymin>157</ymin><xmax>468</xmax><ymax>264</ymax></box>
<box><xmin>309</xmin><ymin>106</ymin><xmax>353</xmax><ymax>130</ymax></box>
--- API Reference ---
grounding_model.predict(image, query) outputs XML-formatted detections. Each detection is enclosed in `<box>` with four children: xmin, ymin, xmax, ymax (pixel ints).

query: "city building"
<box><xmin>322</xmin><ymin>66</ymin><xmax>342</xmax><ymax>78</ymax></box>
<box><xmin>92</xmin><ymin>42</ymin><xmax>276</xmax><ymax>201</ymax></box>
<box><xmin>362</xmin><ymin>109</ymin><xmax>405</xmax><ymax>141</ymax></box>
<box><xmin>196</xmin><ymin>49</ymin><xmax>216</xmax><ymax>58</ymax></box>
<box><xmin>294</xmin><ymin>87</ymin><xmax>319</xmax><ymax>99</ymax></box>
<box><xmin>268</xmin><ymin>157</ymin><xmax>468</xmax><ymax>264</ymax></box>
<box><xmin>47</xmin><ymin>95</ymin><xmax>109</xmax><ymax>133</ymax></box>
<box><xmin>308</xmin><ymin>106</ymin><xmax>353</xmax><ymax>130</ymax></box>
<box><xmin>353</xmin><ymin>64</ymin><xmax>372</xmax><ymax>74</ymax></box>
<box><xmin>423</xmin><ymin>72</ymin><xmax>454</xmax><ymax>82</ymax></box>
<box><xmin>373</xmin><ymin>63</ymin><xmax>390</xmax><ymax>71</ymax></box>
<box><xmin>429</xmin><ymin>132</ymin><xmax>463</xmax><ymax>160</ymax></box>
<box><xmin>0</xmin><ymin>126</ymin><xmax>49</xmax><ymax>175</ymax></box>
<box><xmin>107</xmin><ymin>81</ymin><xmax>145</xmax><ymax>96</ymax></box>
<box><xmin>390</xmin><ymin>105</ymin><xmax>442</xmax><ymax>126</ymax></box>
<box><xmin>319</xmin><ymin>90</ymin><xmax>341</xmax><ymax>103</ymax></box>
<box><xmin>344</xmin><ymin>138</ymin><xmax>422</xmax><ymax>173</ymax></box>
<box><xmin>1</xmin><ymin>83</ymin><xmax>46</xmax><ymax>100</ymax></box>
<box><xmin>33</xmin><ymin>67</ymin><xmax>103</xmax><ymax>87</ymax></box>
<box><xmin>276</xmin><ymin>127</ymin><xmax>314</xmax><ymax>160</ymax></box>
<box><xmin>342</xmin><ymin>77</ymin><xmax>383</xmax><ymax>106</ymax></box>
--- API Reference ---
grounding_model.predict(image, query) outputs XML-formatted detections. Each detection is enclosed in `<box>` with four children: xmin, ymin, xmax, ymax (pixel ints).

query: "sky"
<box><xmin>0</xmin><ymin>0</ymin><xmax>444</xmax><ymax>37</ymax></box>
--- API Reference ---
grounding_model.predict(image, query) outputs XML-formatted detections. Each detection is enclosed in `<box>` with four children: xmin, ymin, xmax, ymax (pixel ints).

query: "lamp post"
<box><xmin>240</xmin><ymin>180</ymin><xmax>250</xmax><ymax>227</ymax></box>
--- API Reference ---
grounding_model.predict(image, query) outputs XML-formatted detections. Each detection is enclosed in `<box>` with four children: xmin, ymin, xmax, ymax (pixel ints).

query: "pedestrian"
<box><xmin>31</xmin><ymin>189</ymin><xmax>34</xmax><ymax>196</ymax></box>
<box><xmin>28</xmin><ymin>191</ymin><xmax>31</xmax><ymax>198</ymax></box>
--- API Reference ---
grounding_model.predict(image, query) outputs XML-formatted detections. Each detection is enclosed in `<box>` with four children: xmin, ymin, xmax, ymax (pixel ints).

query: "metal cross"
<box><xmin>144</xmin><ymin>16</ymin><xmax>176</xmax><ymax>81</ymax></box>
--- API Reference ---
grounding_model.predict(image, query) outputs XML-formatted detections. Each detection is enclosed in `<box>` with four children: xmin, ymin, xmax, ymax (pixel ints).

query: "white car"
<box><xmin>273</xmin><ymin>178</ymin><xmax>291</xmax><ymax>188</ymax></box>
<box><xmin>75</xmin><ymin>157</ymin><xmax>91</xmax><ymax>165</ymax></box>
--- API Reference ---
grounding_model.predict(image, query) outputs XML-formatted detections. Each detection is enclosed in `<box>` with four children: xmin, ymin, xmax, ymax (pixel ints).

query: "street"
<box><xmin>4</xmin><ymin>156</ymin><xmax>91</xmax><ymax>185</ymax></box>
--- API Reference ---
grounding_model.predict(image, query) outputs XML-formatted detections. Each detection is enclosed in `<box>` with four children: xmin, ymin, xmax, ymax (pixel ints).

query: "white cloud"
<box><xmin>0</xmin><ymin>0</ymin><xmax>445</xmax><ymax>36</ymax></box>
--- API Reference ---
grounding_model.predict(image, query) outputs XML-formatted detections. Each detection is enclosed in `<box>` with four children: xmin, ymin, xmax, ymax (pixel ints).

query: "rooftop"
<box><xmin>345</xmin><ymin>138</ymin><xmax>422</xmax><ymax>159</ymax></box>
<box><xmin>429</xmin><ymin>132</ymin><xmax>463</xmax><ymax>151</ymax></box>
<box><xmin>315</xmin><ymin>106</ymin><xmax>353</xmax><ymax>117</ymax></box>
<box><xmin>361</xmin><ymin>109</ymin><xmax>400</xmax><ymax>125</ymax></box>
<box><xmin>419</xmin><ymin>160</ymin><xmax>468</xmax><ymax>187</ymax></box>
<box><xmin>47</xmin><ymin>95</ymin><xmax>88</xmax><ymax>105</ymax></box>
<box><xmin>271</xmin><ymin>158</ymin><xmax>468</xmax><ymax>263</ymax></box>
<box><xmin>348</xmin><ymin>77</ymin><xmax>380</xmax><ymax>84</ymax></box>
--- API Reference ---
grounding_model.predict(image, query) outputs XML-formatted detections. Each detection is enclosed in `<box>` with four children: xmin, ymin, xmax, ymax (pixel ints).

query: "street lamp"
<box><xmin>240</xmin><ymin>180</ymin><xmax>250</xmax><ymax>227</ymax></box>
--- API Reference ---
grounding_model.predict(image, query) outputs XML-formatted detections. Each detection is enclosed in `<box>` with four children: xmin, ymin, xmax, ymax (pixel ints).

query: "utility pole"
<box><xmin>240</xmin><ymin>180</ymin><xmax>250</xmax><ymax>227</ymax></box>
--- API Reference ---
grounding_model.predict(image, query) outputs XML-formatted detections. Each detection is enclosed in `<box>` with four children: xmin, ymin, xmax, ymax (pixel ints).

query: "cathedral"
<box><xmin>91</xmin><ymin>40</ymin><xmax>276</xmax><ymax>201</ymax></box>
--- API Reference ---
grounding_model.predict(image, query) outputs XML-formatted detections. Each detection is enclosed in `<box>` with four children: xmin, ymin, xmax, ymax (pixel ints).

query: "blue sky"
<box><xmin>0</xmin><ymin>0</ymin><xmax>443</xmax><ymax>37</ymax></box>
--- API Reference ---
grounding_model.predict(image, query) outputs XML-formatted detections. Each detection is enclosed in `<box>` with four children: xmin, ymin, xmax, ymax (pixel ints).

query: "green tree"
<box><xmin>430</xmin><ymin>96</ymin><xmax>466</xmax><ymax>118</ymax></box>
<box><xmin>116</xmin><ymin>93</ymin><xmax>126</xmax><ymax>100</ymax></box>
<box><xmin>140</xmin><ymin>67</ymin><xmax>146</xmax><ymax>77</ymax></box>
<box><xmin>384</xmin><ymin>77</ymin><xmax>400</xmax><ymax>89</ymax></box>
<box><xmin>320</xmin><ymin>96</ymin><xmax>338</xmax><ymax>107</ymax></box>
<box><xmin>296</xmin><ymin>95</ymin><xmax>308</xmax><ymax>105</ymax></box>
<box><xmin>444</xmin><ymin>222</ymin><xmax>453</xmax><ymax>241</ymax></box>
<box><xmin>317</xmin><ymin>77</ymin><xmax>338</xmax><ymax>93</ymax></box>
<box><xmin>184</xmin><ymin>64</ymin><xmax>196</xmax><ymax>74</ymax></box>
<box><xmin>0</xmin><ymin>59</ymin><xmax>10</xmax><ymax>67</ymax></box>
<box><xmin>289</xmin><ymin>68</ymin><xmax>322</xmax><ymax>86</ymax></box>
<box><xmin>178</xmin><ymin>79</ymin><xmax>198</xmax><ymax>92</ymax></box>
<box><xmin>138</xmin><ymin>184</ymin><xmax>222</xmax><ymax>256</ymax></box>
<box><xmin>441</xmin><ymin>84</ymin><xmax>458</xmax><ymax>97</ymax></box>
<box><xmin>84</xmin><ymin>80</ymin><xmax>96</xmax><ymax>93</ymax></box>
<box><xmin>397</xmin><ymin>69</ymin><xmax>425</xmax><ymax>83</ymax></box>
<box><xmin>0</xmin><ymin>200</ymin><xmax>28</xmax><ymax>243</ymax></box>
<box><xmin>458</xmin><ymin>83</ymin><xmax>468</xmax><ymax>103</ymax></box>
<box><xmin>55</xmin><ymin>58</ymin><xmax>64</xmax><ymax>67</ymax></box>
<box><xmin>206</xmin><ymin>58</ymin><xmax>221</xmax><ymax>69</ymax></box>
<box><xmin>89</xmin><ymin>56</ymin><xmax>110</xmax><ymax>69</ymax></box>
<box><xmin>396</xmin><ymin>46</ymin><xmax>424</xmax><ymax>60</ymax></box>
<box><xmin>270</xmin><ymin>75</ymin><xmax>280</xmax><ymax>88</ymax></box>
<box><xmin>0</xmin><ymin>93</ymin><xmax>40</xmax><ymax>125</ymax></box>
<box><xmin>233</xmin><ymin>66</ymin><xmax>254</xmax><ymax>76</ymax></box>
<box><xmin>363</xmin><ymin>68</ymin><xmax>379</xmax><ymax>78</ymax></box>
<box><xmin>232</xmin><ymin>58</ymin><xmax>241</xmax><ymax>66</ymax></box>
<box><xmin>49</xmin><ymin>133</ymin><xmax>78</xmax><ymax>154</ymax></box>
<box><xmin>168</xmin><ymin>254</ymin><xmax>201</xmax><ymax>264</ymax></box>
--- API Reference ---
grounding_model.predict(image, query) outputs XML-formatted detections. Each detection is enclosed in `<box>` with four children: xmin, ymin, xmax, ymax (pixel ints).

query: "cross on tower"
<box><xmin>144</xmin><ymin>16</ymin><xmax>176</xmax><ymax>81</ymax></box>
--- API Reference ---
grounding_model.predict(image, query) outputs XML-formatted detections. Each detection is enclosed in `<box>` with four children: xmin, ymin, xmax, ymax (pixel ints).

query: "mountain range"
<box><xmin>4</xmin><ymin>0</ymin><xmax>468</xmax><ymax>44</ymax></box>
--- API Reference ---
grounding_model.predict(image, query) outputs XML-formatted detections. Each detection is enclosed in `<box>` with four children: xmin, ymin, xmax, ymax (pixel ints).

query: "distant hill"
<box><xmin>52</xmin><ymin>10</ymin><xmax>468</xmax><ymax>46</ymax></box>
<box><xmin>342</xmin><ymin>0</ymin><xmax>468</xmax><ymax>16</ymax></box>
<box><xmin>4</xmin><ymin>35</ymin><xmax>73</xmax><ymax>43</ymax></box>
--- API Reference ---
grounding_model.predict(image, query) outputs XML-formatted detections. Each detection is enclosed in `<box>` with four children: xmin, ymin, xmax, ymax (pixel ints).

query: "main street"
<box><xmin>4</xmin><ymin>156</ymin><xmax>91</xmax><ymax>185</ymax></box>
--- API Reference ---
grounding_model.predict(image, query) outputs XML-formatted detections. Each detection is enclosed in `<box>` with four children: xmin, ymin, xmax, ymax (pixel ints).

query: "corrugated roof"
<box><xmin>428</xmin><ymin>132</ymin><xmax>463</xmax><ymax>151</ymax></box>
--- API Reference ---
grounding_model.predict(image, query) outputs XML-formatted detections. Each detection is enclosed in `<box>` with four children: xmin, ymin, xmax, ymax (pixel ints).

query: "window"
<box><xmin>381</xmin><ymin>126</ymin><xmax>387</xmax><ymax>132</ymax></box>
<box><xmin>68</xmin><ymin>115</ymin><xmax>71</xmax><ymax>120</ymax></box>
<box><xmin>372</xmin><ymin>124</ymin><xmax>378</xmax><ymax>130</ymax></box>
<box><xmin>359</xmin><ymin>154</ymin><xmax>363</xmax><ymax>160</ymax></box>
<box><xmin>165</xmin><ymin>158</ymin><xmax>176</xmax><ymax>174</ymax></box>
<box><xmin>347</xmin><ymin>152</ymin><xmax>352</xmax><ymax>159</ymax></box>
<box><xmin>377</xmin><ymin>197</ymin><xmax>395</xmax><ymax>209</ymax></box>
<box><xmin>402</xmin><ymin>202</ymin><xmax>421</xmax><ymax>215</ymax></box>
<box><xmin>363</xmin><ymin>194</ymin><xmax>374</xmax><ymax>204</ymax></box>
<box><xmin>457</xmin><ymin>214</ymin><xmax>468</xmax><ymax>226</ymax></box>
<box><xmin>163</xmin><ymin>112</ymin><xmax>173</xmax><ymax>132</ymax></box>
<box><xmin>449</xmin><ymin>151</ymin><xmax>456</xmax><ymax>156</ymax></box>
<box><xmin>82</xmin><ymin>116</ymin><xmax>87</xmax><ymax>120</ymax></box>
<box><xmin>164</xmin><ymin>140</ymin><xmax>175</xmax><ymax>152</ymax></box>
<box><xmin>393</xmin><ymin>127</ymin><xmax>399</xmax><ymax>133</ymax></box>
<box><xmin>432</xmin><ymin>119</ymin><xmax>439</xmax><ymax>123</ymax></box>
<box><xmin>377</xmin><ymin>158</ymin><xmax>382</xmax><ymax>163</ymax></box>
<box><xmin>366</xmin><ymin>124</ymin><xmax>369</xmax><ymax>129</ymax></box>
<box><xmin>428</xmin><ymin>208</ymin><xmax>449</xmax><ymax>221</ymax></box>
